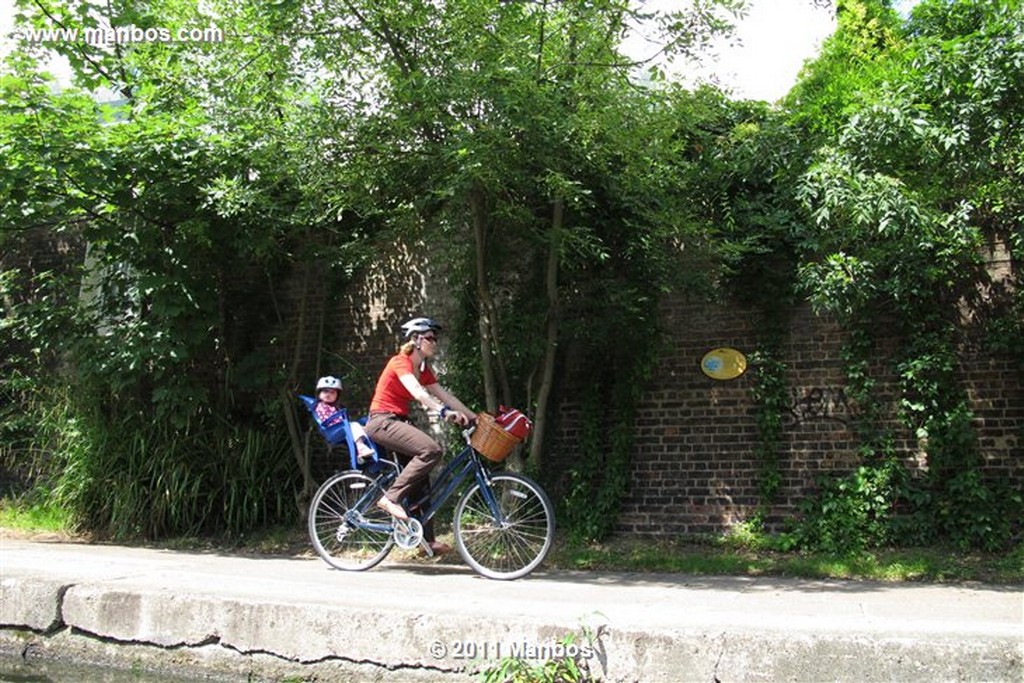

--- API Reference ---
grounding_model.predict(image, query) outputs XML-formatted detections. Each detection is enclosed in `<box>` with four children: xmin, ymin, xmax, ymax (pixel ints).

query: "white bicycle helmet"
<box><xmin>400</xmin><ymin>317</ymin><xmax>442</xmax><ymax>338</ymax></box>
<box><xmin>316</xmin><ymin>376</ymin><xmax>342</xmax><ymax>391</ymax></box>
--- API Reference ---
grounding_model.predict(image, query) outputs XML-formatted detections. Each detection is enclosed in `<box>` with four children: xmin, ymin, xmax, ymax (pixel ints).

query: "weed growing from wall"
<box><xmin>479</xmin><ymin>625</ymin><xmax>605</xmax><ymax>683</ymax></box>
<box><xmin>892</xmin><ymin>325</ymin><xmax>1021</xmax><ymax>551</ymax></box>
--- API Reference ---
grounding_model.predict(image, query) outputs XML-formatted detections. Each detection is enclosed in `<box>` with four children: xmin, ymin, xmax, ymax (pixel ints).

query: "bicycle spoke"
<box><xmin>308</xmin><ymin>471</ymin><xmax>394</xmax><ymax>571</ymax></box>
<box><xmin>454</xmin><ymin>473</ymin><xmax>554</xmax><ymax>580</ymax></box>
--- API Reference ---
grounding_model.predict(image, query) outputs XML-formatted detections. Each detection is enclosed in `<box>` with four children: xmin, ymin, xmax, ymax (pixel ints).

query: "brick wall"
<box><xmin>551</xmin><ymin>294</ymin><xmax>1023</xmax><ymax>537</ymax></box>
<box><xmin>269</xmin><ymin>240</ymin><xmax>457</xmax><ymax>480</ymax></box>
<box><xmin>235</xmin><ymin>243</ymin><xmax>1024</xmax><ymax>532</ymax></box>
<box><xmin>0</xmin><ymin>227</ymin><xmax>85</xmax><ymax>293</ymax></box>
<box><xmin>962</xmin><ymin>346</ymin><xmax>1023</xmax><ymax>482</ymax></box>
<box><xmin>313</xmin><ymin>246</ymin><xmax>1021</xmax><ymax>537</ymax></box>
<box><xmin>274</xmin><ymin>240</ymin><xmax>458</xmax><ymax>407</ymax></box>
<box><xmin>5</xmin><ymin>231</ymin><xmax>1022</xmax><ymax>536</ymax></box>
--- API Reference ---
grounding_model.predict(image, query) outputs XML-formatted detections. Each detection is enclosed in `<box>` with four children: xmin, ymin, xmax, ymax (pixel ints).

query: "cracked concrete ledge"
<box><xmin>2</xmin><ymin>574</ymin><xmax>1020</xmax><ymax>682</ymax></box>
<box><xmin>4</xmin><ymin>628</ymin><xmax>448</xmax><ymax>683</ymax></box>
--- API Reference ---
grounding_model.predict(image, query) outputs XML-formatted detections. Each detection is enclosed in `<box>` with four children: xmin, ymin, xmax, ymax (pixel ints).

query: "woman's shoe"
<box><xmin>356</xmin><ymin>445</ymin><xmax>376</xmax><ymax>463</ymax></box>
<box><xmin>423</xmin><ymin>541</ymin><xmax>452</xmax><ymax>556</ymax></box>
<box><xmin>376</xmin><ymin>496</ymin><xmax>408</xmax><ymax>521</ymax></box>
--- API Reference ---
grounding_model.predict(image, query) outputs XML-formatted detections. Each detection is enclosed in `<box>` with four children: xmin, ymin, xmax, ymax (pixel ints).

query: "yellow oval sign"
<box><xmin>701</xmin><ymin>347</ymin><xmax>747</xmax><ymax>380</ymax></box>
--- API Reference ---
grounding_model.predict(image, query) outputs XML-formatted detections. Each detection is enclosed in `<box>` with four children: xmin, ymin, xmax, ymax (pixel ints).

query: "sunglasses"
<box><xmin>421</xmin><ymin>335</ymin><xmax>438</xmax><ymax>343</ymax></box>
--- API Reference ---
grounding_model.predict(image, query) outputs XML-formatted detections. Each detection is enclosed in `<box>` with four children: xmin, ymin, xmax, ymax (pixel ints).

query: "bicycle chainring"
<box><xmin>392</xmin><ymin>517</ymin><xmax>423</xmax><ymax>550</ymax></box>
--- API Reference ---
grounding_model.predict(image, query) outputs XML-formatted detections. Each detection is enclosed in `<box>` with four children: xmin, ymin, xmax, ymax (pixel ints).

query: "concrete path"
<box><xmin>1</xmin><ymin>537</ymin><xmax>1021</xmax><ymax>682</ymax></box>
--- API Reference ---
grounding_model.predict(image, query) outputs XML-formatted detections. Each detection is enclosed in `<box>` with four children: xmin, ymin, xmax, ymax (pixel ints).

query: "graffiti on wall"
<box><xmin>786</xmin><ymin>386</ymin><xmax>855</xmax><ymax>425</ymax></box>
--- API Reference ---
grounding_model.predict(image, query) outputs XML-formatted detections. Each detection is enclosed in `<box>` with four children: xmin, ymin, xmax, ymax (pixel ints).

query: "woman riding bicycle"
<box><xmin>366</xmin><ymin>316</ymin><xmax>474</xmax><ymax>555</ymax></box>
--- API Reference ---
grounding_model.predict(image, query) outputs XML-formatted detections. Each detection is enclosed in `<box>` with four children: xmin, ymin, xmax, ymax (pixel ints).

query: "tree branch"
<box><xmin>30</xmin><ymin>0</ymin><xmax>133</xmax><ymax>101</ymax></box>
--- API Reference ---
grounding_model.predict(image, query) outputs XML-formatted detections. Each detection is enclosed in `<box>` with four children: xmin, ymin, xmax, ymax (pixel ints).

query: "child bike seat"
<box><xmin>297</xmin><ymin>395</ymin><xmax>382</xmax><ymax>470</ymax></box>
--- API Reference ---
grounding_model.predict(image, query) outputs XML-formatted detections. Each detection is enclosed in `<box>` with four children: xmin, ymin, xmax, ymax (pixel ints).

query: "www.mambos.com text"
<box><xmin>21</xmin><ymin>25</ymin><xmax>224</xmax><ymax>46</ymax></box>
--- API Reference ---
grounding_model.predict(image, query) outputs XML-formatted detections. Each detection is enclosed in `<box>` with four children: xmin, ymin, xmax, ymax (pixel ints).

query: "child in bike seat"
<box><xmin>314</xmin><ymin>376</ymin><xmax>376</xmax><ymax>463</ymax></box>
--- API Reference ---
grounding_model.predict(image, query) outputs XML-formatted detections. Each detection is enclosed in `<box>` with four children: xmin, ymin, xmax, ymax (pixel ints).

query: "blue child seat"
<box><xmin>297</xmin><ymin>395</ymin><xmax>382</xmax><ymax>471</ymax></box>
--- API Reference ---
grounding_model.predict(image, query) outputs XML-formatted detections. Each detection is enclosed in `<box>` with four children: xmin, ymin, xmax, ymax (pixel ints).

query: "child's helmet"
<box><xmin>316</xmin><ymin>376</ymin><xmax>342</xmax><ymax>391</ymax></box>
<box><xmin>401</xmin><ymin>317</ymin><xmax>442</xmax><ymax>338</ymax></box>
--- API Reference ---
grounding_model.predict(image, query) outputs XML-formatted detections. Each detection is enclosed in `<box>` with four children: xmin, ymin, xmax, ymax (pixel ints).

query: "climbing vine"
<box><xmin>747</xmin><ymin>347</ymin><xmax>787</xmax><ymax>506</ymax></box>
<box><xmin>562</xmin><ymin>341</ymin><xmax>658</xmax><ymax>544</ymax></box>
<box><xmin>785</xmin><ymin>317</ymin><xmax>908</xmax><ymax>552</ymax></box>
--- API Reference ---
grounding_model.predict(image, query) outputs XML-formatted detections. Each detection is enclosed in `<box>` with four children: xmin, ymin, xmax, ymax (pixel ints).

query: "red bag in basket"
<box><xmin>495</xmin><ymin>405</ymin><xmax>532</xmax><ymax>441</ymax></box>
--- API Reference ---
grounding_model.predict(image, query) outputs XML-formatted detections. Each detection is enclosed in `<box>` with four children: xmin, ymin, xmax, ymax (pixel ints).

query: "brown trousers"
<box><xmin>365</xmin><ymin>412</ymin><xmax>443</xmax><ymax>541</ymax></box>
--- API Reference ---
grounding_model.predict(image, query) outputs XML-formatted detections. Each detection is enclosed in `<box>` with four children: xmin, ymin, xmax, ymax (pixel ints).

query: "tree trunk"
<box><xmin>470</xmin><ymin>185</ymin><xmax>512</xmax><ymax>413</ymax></box>
<box><xmin>471</xmin><ymin>187</ymin><xmax>499</xmax><ymax>413</ymax></box>
<box><xmin>528</xmin><ymin>196</ymin><xmax>563</xmax><ymax>471</ymax></box>
<box><xmin>282</xmin><ymin>267</ymin><xmax>315</xmax><ymax>510</ymax></box>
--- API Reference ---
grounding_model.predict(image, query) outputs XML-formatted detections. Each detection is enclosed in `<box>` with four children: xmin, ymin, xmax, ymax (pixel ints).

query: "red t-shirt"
<box><xmin>369</xmin><ymin>354</ymin><xmax>437</xmax><ymax>416</ymax></box>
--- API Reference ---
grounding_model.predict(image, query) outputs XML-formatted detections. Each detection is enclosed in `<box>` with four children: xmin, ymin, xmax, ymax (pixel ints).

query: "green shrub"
<box><xmin>789</xmin><ymin>457</ymin><xmax>905</xmax><ymax>554</ymax></box>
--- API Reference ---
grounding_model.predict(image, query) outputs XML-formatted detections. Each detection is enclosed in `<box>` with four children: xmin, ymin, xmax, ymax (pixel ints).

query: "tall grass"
<box><xmin>7</xmin><ymin>385</ymin><xmax>301</xmax><ymax>540</ymax></box>
<box><xmin>218</xmin><ymin>426</ymin><xmax>298</xmax><ymax>535</ymax></box>
<box><xmin>0</xmin><ymin>371</ymin><xmax>67</xmax><ymax>499</ymax></box>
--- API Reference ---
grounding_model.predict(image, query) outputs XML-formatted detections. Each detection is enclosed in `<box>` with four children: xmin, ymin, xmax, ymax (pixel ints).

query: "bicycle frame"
<box><xmin>339</xmin><ymin>434</ymin><xmax>506</xmax><ymax>537</ymax></box>
<box><xmin>407</xmin><ymin>443</ymin><xmax>505</xmax><ymax>528</ymax></box>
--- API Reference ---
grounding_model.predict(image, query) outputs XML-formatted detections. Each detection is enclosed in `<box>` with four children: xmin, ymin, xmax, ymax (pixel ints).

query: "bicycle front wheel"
<box><xmin>308</xmin><ymin>471</ymin><xmax>394</xmax><ymax>571</ymax></box>
<box><xmin>453</xmin><ymin>472</ymin><xmax>555</xmax><ymax>580</ymax></box>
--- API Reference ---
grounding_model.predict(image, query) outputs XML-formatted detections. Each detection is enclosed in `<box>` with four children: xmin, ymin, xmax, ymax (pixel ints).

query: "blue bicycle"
<box><xmin>298</xmin><ymin>397</ymin><xmax>555</xmax><ymax>580</ymax></box>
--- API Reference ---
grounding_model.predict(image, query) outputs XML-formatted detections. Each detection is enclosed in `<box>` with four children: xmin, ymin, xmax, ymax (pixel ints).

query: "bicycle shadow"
<box><xmin>374</xmin><ymin>561</ymin><xmax>477</xmax><ymax>578</ymax></box>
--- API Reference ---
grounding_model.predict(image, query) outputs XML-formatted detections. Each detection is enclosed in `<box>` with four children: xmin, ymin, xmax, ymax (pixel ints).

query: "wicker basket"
<box><xmin>470</xmin><ymin>412</ymin><xmax>521</xmax><ymax>462</ymax></box>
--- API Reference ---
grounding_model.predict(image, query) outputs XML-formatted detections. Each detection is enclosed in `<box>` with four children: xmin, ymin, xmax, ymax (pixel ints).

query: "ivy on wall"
<box><xmin>747</xmin><ymin>346</ymin><xmax>787</xmax><ymax>507</ymax></box>
<box><xmin>561</xmin><ymin>344</ymin><xmax>657</xmax><ymax>544</ymax></box>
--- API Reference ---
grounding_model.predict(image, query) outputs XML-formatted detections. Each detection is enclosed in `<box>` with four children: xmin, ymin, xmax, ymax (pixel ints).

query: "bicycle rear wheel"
<box><xmin>453</xmin><ymin>472</ymin><xmax>555</xmax><ymax>580</ymax></box>
<box><xmin>308</xmin><ymin>471</ymin><xmax>394</xmax><ymax>571</ymax></box>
